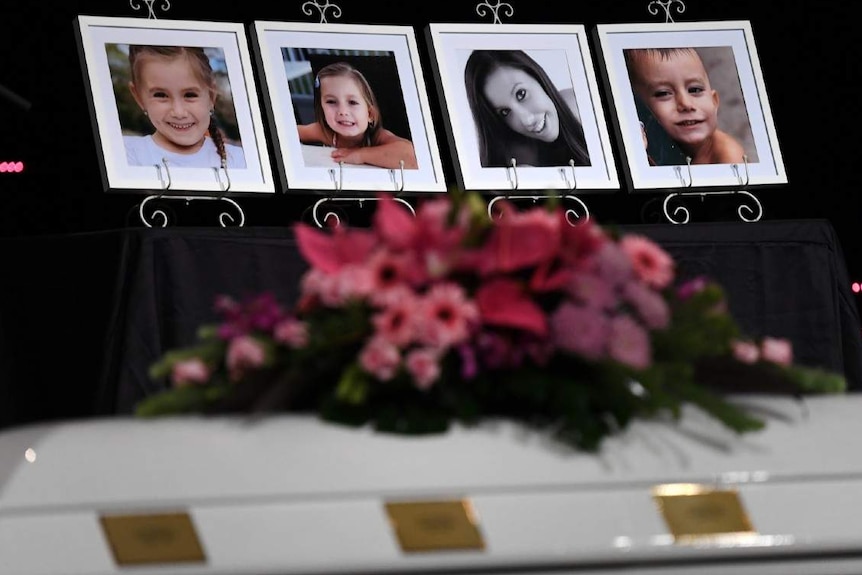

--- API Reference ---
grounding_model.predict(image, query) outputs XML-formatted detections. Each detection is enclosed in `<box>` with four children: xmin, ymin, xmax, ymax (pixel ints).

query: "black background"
<box><xmin>0</xmin><ymin>1</ymin><xmax>858</xmax><ymax>280</ymax></box>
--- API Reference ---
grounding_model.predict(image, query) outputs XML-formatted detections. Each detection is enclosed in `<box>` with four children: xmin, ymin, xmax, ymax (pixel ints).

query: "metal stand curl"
<box><xmin>312</xmin><ymin>196</ymin><xmax>415</xmax><ymax>229</ymax></box>
<box><xmin>138</xmin><ymin>159</ymin><xmax>245</xmax><ymax>227</ymax></box>
<box><xmin>661</xmin><ymin>156</ymin><xmax>762</xmax><ymax>224</ymax></box>
<box><xmin>129</xmin><ymin>0</ymin><xmax>171</xmax><ymax>19</ymax></box>
<box><xmin>476</xmin><ymin>0</ymin><xmax>515</xmax><ymax>23</ymax></box>
<box><xmin>319</xmin><ymin>159</ymin><xmax>410</xmax><ymax>227</ymax></box>
<box><xmin>488</xmin><ymin>194</ymin><xmax>589</xmax><ymax>227</ymax></box>
<box><xmin>301</xmin><ymin>0</ymin><xmax>342</xmax><ymax>22</ymax></box>
<box><xmin>139</xmin><ymin>195</ymin><xmax>245</xmax><ymax>228</ymax></box>
<box><xmin>647</xmin><ymin>0</ymin><xmax>685</xmax><ymax>23</ymax></box>
<box><xmin>491</xmin><ymin>157</ymin><xmax>590</xmax><ymax>225</ymax></box>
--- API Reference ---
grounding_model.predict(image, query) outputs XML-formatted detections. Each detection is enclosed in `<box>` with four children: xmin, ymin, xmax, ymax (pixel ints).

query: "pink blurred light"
<box><xmin>0</xmin><ymin>161</ymin><xmax>25</xmax><ymax>173</ymax></box>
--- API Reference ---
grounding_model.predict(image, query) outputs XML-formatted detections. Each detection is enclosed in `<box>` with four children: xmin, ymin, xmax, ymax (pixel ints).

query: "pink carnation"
<box><xmin>607</xmin><ymin>314</ymin><xmax>651</xmax><ymax>369</ymax></box>
<box><xmin>761</xmin><ymin>337</ymin><xmax>793</xmax><ymax>366</ymax></box>
<box><xmin>623</xmin><ymin>282</ymin><xmax>670</xmax><ymax>329</ymax></box>
<box><xmin>620</xmin><ymin>235</ymin><xmax>674</xmax><ymax>289</ymax></box>
<box><xmin>359</xmin><ymin>337</ymin><xmax>401</xmax><ymax>381</ymax></box>
<box><xmin>550</xmin><ymin>303</ymin><xmax>609</xmax><ymax>360</ymax></box>
<box><xmin>405</xmin><ymin>348</ymin><xmax>442</xmax><ymax>390</ymax></box>
<box><xmin>732</xmin><ymin>340</ymin><xmax>760</xmax><ymax>364</ymax></box>
<box><xmin>226</xmin><ymin>335</ymin><xmax>267</xmax><ymax>381</ymax></box>
<box><xmin>567</xmin><ymin>273</ymin><xmax>618</xmax><ymax>310</ymax></box>
<box><xmin>592</xmin><ymin>243</ymin><xmax>633</xmax><ymax>288</ymax></box>
<box><xmin>171</xmin><ymin>358</ymin><xmax>210</xmax><ymax>387</ymax></box>
<box><xmin>273</xmin><ymin>318</ymin><xmax>309</xmax><ymax>348</ymax></box>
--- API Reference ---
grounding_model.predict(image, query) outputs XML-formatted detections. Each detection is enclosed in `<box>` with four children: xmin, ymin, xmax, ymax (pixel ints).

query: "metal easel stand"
<box><xmin>138</xmin><ymin>160</ymin><xmax>245</xmax><ymax>228</ymax></box>
<box><xmin>311</xmin><ymin>160</ymin><xmax>415</xmax><ymax>228</ymax></box>
<box><xmin>487</xmin><ymin>159</ymin><xmax>590</xmax><ymax>227</ymax></box>
<box><xmin>642</xmin><ymin>0</ymin><xmax>762</xmax><ymax>225</ymax></box>
<box><xmin>661</xmin><ymin>156</ymin><xmax>762</xmax><ymax>225</ymax></box>
<box><xmin>129</xmin><ymin>0</ymin><xmax>245</xmax><ymax>228</ymax></box>
<box><xmin>476</xmin><ymin>2</ymin><xmax>590</xmax><ymax>226</ymax></box>
<box><xmin>297</xmin><ymin>1</ymin><xmax>416</xmax><ymax>229</ymax></box>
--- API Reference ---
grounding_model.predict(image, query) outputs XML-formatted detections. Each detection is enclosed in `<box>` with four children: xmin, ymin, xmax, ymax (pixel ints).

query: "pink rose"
<box><xmin>607</xmin><ymin>314</ymin><xmax>651</xmax><ymax>370</ymax></box>
<box><xmin>760</xmin><ymin>337</ymin><xmax>793</xmax><ymax>366</ymax></box>
<box><xmin>171</xmin><ymin>358</ymin><xmax>210</xmax><ymax>387</ymax></box>
<box><xmin>359</xmin><ymin>337</ymin><xmax>401</xmax><ymax>381</ymax></box>
<box><xmin>226</xmin><ymin>335</ymin><xmax>267</xmax><ymax>381</ymax></box>
<box><xmin>731</xmin><ymin>340</ymin><xmax>760</xmax><ymax>364</ymax></box>
<box><xmin>405</xmin><ymin>348</ymin><xmax>441</xmax><ymax>390</ymax></box>
<box><xmin>273</xmin><ymin>318</ymin><xmax>309</xmax><ymax>348</ymax></box>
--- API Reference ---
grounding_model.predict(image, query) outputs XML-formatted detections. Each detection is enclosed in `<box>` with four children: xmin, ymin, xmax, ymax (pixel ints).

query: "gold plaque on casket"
<box><xmin>99</xmin><ymin>511</ymin><xmax>206</xmax><ymax>565</ymax></box>
<box><xmin>652</xmin><ymin>483</ymin><xmax>756</xmax><ymax>541</ymax></box>
<box><xmin>385</xmin><ymin>499</ymin><xmax>485</xmax><ymax>552</ymax></box>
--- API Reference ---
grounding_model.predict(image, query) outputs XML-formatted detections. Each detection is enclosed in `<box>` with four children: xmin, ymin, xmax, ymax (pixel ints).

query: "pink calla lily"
<box><xmin>476</xmin><ymin>278</ymin><xmax>547</xmax><ymax>336</ymax></box>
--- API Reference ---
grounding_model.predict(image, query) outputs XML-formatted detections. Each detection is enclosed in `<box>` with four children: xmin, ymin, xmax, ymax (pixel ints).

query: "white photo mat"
<box><xmin>75</xmin><ymin>16</ymin><xmax>275</xmax><ymax>195</ymax></box>
<box><xmin>250</xmin><ymin>21</ymin><xmax>447</xmax><ymax>194</ymax></box>
<box><xmin>594</xmin><ymin>21</ymin><xmax>787</xmax><ymax>192</ymax></box>
<box><xmin>426</xmin><ymin>23</ymin><xmax>619</xmax><ymax>193</ymax></box>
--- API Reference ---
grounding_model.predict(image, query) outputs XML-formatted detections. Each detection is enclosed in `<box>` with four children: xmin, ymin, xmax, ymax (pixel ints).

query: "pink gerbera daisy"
<box><xmin>417</xmin><ymin>283</ymin><xmax>478</xmax><ymax>349</ymax></box>
<box><xmin>373</xmin><ymin>296</ymin><xmax>418</xmax><ymax>347</ymax></box>
<box><xmin>620</xmin><ymin>235</ymin><xmax>674</xmax><ymax>289</ymax></box>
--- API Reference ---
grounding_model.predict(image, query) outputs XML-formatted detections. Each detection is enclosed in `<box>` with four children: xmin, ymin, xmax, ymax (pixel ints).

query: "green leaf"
<box><xmin>668</xmin><ymin>379</ymin><xmax>765</xmax><ymax>434</ymax></box>
<box><xmin>135</xmin><ymin>384</ymin><xmax>230</xmax><ymax>417</ymax></box>
<box><xmin>784</xmin><ymin>365</ymin><xmax>847</xmax><ymax>394</ymax></box>
<box><xmin>334</xmin><ymin>363</ymin><xmax>371</xmax><ymax>405</ymax></box>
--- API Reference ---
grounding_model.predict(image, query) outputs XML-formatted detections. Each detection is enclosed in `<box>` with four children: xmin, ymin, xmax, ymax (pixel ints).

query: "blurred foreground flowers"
<box><xmin>140</xmin><ymin>192</ymin><xmax>845</xmax><ymax>451</ymax></box>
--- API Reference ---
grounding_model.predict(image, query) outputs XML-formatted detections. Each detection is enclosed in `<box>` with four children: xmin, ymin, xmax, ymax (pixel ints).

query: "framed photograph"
<box><xmin>426</xmin><ymin>23</ymin><xmax>619</xmax><ymax>193</ymax></box>
<box><xmin>250</xmin><ymin>21</ymin><xmax>447</xmax><ymax>194</ymax></box>
<box><xmin>594</xmin><ymin>21</ymin><xmax>787</xmax><ymax>192</ymax></box>
<box><xmin>75</xmin><ymin>15</ymin><xmax>275</xmax><ymax>195</ymax></box>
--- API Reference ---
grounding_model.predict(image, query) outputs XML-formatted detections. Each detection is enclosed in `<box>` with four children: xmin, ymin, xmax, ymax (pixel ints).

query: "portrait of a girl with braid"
<box><xmin>124</xmin><ymin>45</ymin><xmax>246</xmax><ymax>169</ymax></box>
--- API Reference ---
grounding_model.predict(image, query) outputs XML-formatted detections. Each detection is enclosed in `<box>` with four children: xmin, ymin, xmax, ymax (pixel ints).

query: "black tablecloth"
<box><xmin>1</xmin><ymin>219</ymin><xmax>860</xmax><ymax>428</ymax></box>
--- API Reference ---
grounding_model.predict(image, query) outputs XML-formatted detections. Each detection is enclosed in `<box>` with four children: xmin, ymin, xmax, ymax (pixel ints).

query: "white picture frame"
<box><xmin>425</xmin><ymin>23</ymin><xmax>619</xmax><ymax>193</ymax></box>
<box><xmin>74</xmin><ymin>15</ymin><xmax>275</xmax><ymax>195</ymax></box>
<box><xmin>594</xmin><ymin>21</ymin><xmax>787</xmax><ymax>192</ymax></box>
<box><xmin>250</xmin><ymin>21</ymin><xmax>447</xmax><ymax>194</ymax></box>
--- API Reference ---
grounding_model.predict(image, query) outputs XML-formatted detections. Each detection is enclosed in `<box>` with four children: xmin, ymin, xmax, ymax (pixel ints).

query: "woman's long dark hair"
<box><xmin>464</xmin><ymin>50</ymin><xmax>590</xmax><ymax>168</ymax></box>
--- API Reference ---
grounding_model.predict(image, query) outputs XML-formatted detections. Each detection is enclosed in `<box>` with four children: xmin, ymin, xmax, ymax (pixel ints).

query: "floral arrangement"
<box><xmin>139</xmin><ymin>191</ymin><xmax>845</xmax><ymax>451</ymax></box>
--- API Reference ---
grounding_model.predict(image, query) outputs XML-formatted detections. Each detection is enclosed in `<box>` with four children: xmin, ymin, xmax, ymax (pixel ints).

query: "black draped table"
<box><xmin>1</xmin><ymin>219</ymin><xmax>860</xmax><ymax>429</ymax></box>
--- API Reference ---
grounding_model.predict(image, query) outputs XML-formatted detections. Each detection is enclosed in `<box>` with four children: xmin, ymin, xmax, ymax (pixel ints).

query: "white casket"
<box><xmin>3</xmin><ymin>394</ymin><xmax>862</xmax><ymax>575</ymax></box>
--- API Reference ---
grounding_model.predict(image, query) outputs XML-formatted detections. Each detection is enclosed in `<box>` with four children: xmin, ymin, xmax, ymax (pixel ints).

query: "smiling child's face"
<box><xmin>630</xmin><ymin>49</ymin><xmax>719</xmax><ymax>150</ymax></box>
<box><xmin>131</xmin><ymin>54</ymin><xmax>216</xmax><ymax>155</ymax></box>
<box><xmin>320</xmin><ymin>75</ymin><xmax>372</xmax><ymax>143</ymax></box>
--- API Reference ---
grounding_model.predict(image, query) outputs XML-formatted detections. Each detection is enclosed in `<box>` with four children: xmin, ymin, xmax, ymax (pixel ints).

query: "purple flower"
<box><xmin>550</xmin><ymin>303</ymin><xmax>610</xmax><ymax>361</ymax></box>
<box><xmin>623</xmin><ymin>282</ymin><xmax>670</xmax><ymax>330</ymax></box>
<box><xmin>676</xmin><ymin>276</ymin><xmax>708</xmax><ymax>300</ymax></box>
<box><xmin>607</xmin><ymin>314</ymin><xmax>651</xmax><ymax>370</ymax></box>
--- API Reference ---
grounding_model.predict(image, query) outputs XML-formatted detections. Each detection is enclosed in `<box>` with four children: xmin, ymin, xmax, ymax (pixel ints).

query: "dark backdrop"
<box><xmin>0</xmin><ymin>1</ymin><xmax>858</xmax><ymax>282</ymax></box>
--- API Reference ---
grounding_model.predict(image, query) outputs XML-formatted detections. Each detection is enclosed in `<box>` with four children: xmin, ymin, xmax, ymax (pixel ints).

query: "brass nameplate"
<box><xmin>652</xmin><ymin>483</ymin><xmax>756</xmax><ymax>541</ymax></box>
<box><xmin>385</xmin><ymin>499</ymin><xmax>485</xmax><ymax>552</ymax></box>
<box><xmin>99</xmin><ymin>511</ymin><xmax>206</xmax><ymax>566</ymax></box>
